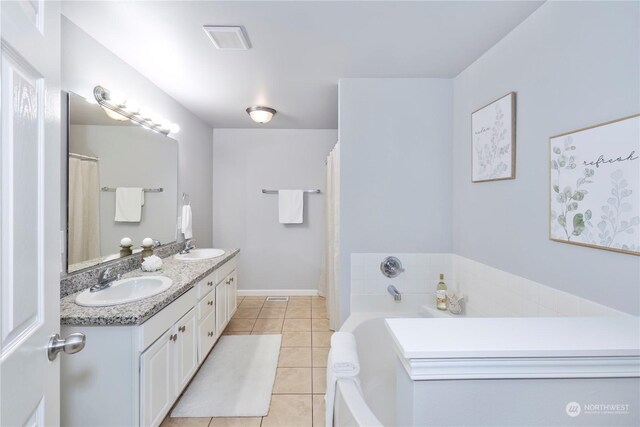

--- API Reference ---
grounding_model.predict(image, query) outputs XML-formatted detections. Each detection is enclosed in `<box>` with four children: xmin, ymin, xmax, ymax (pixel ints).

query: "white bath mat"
<box><xmin>171</xmin><ymin>334</ymin><xmax>281</xmax><ymax>417</ymax></box>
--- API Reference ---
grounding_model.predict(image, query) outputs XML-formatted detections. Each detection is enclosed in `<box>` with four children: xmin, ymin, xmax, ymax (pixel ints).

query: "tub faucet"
<box><xmin>387</xmin><ymin>285</ymin><xmax>401</xmax><ymax>301</ymax></box>
<box><xmin>180</xmin><ymin>239</ymin><xmax>196</xmax><ymax>254</ymax></box>
<box><xmin>90</xmin><ymin>267</ymin><xmax>121</xmax><ymax>293</ymax></box>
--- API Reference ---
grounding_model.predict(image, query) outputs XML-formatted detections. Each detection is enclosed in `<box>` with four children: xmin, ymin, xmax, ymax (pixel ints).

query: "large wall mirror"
<box><xmin>66</xmin><ymin>92</ymin><xmax>178</xmax><ymax>273</ymax></box>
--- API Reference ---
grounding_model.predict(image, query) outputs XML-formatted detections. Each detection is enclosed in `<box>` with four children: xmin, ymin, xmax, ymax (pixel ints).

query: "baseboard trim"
<box><xmin>238</xmin><ymin>289</ymin><xmax>319</xmax><ymax>297</ymax></box>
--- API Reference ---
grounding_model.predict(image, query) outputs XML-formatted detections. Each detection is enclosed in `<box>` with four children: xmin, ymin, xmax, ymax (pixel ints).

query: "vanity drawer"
<box><xmin>196</xmin><ymin>272</ymin><xmax>216</xmax><ymax>300</ymax></box>
<box><xmin>214</xmin><ymin>257</ymin><xmax>237</xmax><ymax>285</ymax></box>
<box><xmin>198</xmin><ymin>310</ymin><xmax>216</xmax><ymax>364</ymax></box>
<box><xmin>197</xmin><ymin>292</ymin><xmax>215</xmax><ymax>320</ymax></box>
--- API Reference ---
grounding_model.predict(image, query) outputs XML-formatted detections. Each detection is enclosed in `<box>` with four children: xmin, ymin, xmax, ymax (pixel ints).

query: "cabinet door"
<box><xmin>198</xmin><ymin>309</ymin><xmax>217</xmax><ymax>364</ymax></box>
<box><xmin>215</xmin><ymin>282</ymin><xmax>228</xmax><ymax>337</ymax></box>
<box><xmin>174</xmin><ymin>309</ymin><xmax>198</xmax><ymax>394</ymax></box>
<box><xmin>227</xmin><ymin>270</ymin><xmax>238</xmax><ymax>318</ymax></box>
<box><xmin>140</xmin><ymin>330</ymin><xmax>175</xmax><ymax>427</ymax></box>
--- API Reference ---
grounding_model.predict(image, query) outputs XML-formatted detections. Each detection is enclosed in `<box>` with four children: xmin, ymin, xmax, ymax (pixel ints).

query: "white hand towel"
<box><xmin>278</xmin><ymin>190</ymin><xmax>303</xmax><ymax>224</ymax></box>
<box><xmin>114</xmin><ymin>187</ymin><xmax>144</xmax><ymax>222</ymax></box>
<box><xmin>181</xmin><ymin>205</ymin><xmax>193</xmax><ymax>239</ymax></box>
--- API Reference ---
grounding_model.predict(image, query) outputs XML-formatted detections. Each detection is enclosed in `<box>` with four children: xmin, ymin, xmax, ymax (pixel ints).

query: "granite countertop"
<box><xmin>60</xmin><ymin>249</ymin><xmax>240</xmax><ymax>326</ymax></box>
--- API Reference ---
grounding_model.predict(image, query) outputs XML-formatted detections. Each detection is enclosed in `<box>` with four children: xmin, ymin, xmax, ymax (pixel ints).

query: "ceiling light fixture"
<box><xmin>93</xmin><ymin>85</ymin><xmax>180</xmax><ymax>135</ymax></box>
<box><xmin>246</xmin><ymin>106</ymin><xmax>276</xmax><ymax>124</ymax></box>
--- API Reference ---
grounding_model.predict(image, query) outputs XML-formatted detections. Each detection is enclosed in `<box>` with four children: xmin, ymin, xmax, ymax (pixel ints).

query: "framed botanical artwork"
<box><xmin>549</xmin><ymin>114</ymin><xmax>640</xmax><ymax>255</ymax></box>
<box><xmin>471</xmin><ymin>92</ymin><xmax>516</xmax><ymax>182</ymax></box>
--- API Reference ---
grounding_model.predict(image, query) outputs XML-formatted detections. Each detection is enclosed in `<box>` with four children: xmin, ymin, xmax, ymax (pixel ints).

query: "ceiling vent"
<box><xmin>203</xmin><ymin>26</ymin><xmax>250</xmax><ymax>50</ymax></box>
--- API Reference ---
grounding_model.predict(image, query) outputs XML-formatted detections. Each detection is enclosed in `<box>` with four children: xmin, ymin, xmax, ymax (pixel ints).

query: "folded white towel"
<box><xmin>114</xmin><ymin>187</ymin><xmax>144</xmax><ymax>222</ymax></box>
<box><xmin>278</xmin><ymin>190</ymin><xmax>303</xmax><ymax>224</ymax></box>
<box><xmin>325</xmin><ymin>348</ymin><xmax>362</xmax><ymax>427</ymax></box>
<box><xmin>181</xmin><ymin>205</ymin><xmax>193</xmax><ymax>239</ymax></box>
<box><xmin>329</xmin><ymin>332</ymin><xmax>360</xmax><ymax>375</ymax></box>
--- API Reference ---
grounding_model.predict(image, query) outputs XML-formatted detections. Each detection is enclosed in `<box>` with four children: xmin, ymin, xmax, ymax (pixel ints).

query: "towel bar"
<box><xmin>101</xmin><ymin>187</ymin><xmax>163</xmax><ymax>193</ymax></box>
<box><xmin>262</xmin><ymin>189</ymin><xmax>321</xmax><ymax>194</ymax></box>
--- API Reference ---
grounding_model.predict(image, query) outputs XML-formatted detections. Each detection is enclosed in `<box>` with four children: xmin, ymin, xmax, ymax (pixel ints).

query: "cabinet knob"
<box><xmin>207</xmin><ymin>331</ymin><xmax>214</xmax><ymax>337</ymax></box>
<box><xmin>208</xmin><ymin>300</ymin><xmax>213</xmax><ymax>306</ymax></box>
<box><xmin>230</xmin><ymin>277</ymin><xmax>234</xmax><ymax>282</ymax></box>
<box><xmin>179</xmin><ymin>325</ymin><xmax>186</xmax><ymax>333</ymax></box>
<box><xmin>208</xmin><ymin>281</ymin><xmax>213</xmax><ymax>287</ymax></box>
<box><xmin>170</xmin><ymin>334</ymin><xmax>177</xmax><ymax>342</ymax></box>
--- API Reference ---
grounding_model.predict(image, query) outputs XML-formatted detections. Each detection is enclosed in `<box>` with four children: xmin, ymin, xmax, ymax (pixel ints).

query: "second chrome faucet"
<box><xmin>387</xmin><ymin>285</ymin><xmax>402</xmax><ymax>301</ymax></box>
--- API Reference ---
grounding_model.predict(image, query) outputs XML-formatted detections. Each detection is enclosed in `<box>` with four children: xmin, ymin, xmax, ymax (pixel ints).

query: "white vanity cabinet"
<box><xmin>61</xmin><ymin>255</ymin><xmax>238</xmax><ymax>427</ymax></box>
<box><xmin>227</xmin><ymin>270</ymin><xmax>238</xmax><ymax>315</ymax></box>
<box><xmin>196</xmin><ymin>272</ymin><xmax>217</xmax><ymax>364</ymax></box>
<box><xmin>140</xmin><ymin>308</ymin><xmax>198</xmax><ymax>427</ymax></box>
<box><xmin>215</xmin><ymin>269</ymin><xmax>238</xmax><ymax>337</ymax></box>
<box><xmin>215</xmin><ymin>280</ymin><xmax>228</xmax><ymax>337</ymax></box>
<box><xmin>140</xmin><ymin>330</ymin><xmax>175</xmax><ymax>427</ymax></box>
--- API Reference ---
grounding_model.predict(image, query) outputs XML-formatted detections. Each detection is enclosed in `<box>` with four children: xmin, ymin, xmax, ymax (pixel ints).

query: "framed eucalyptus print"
<box><xmin>549</xmin><ymin>114</ymin><xmax>640</xmax><ymax>255</ymax></box>
<box><xmin>471</xmin><ymin>92</ymin><xmax>516</xmax><ymax>182</ymax></box>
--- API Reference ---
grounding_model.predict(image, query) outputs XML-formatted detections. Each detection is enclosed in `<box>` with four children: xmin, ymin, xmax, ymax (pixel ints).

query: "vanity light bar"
<box><xmin>93</xmin><ymin>85</ymin><xmax>180</xmax><ymax>135</ymax></box>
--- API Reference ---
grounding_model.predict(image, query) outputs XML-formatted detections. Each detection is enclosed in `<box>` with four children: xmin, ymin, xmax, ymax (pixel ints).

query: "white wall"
<box><xmin>212</xmin><ymin>129</ymin><xmax>337</xmax><ymax>291</ymax></box>
<box><xmin>61</xmin><ymin>16</ymin><xmax>214</xmax><ymax>262</ymax></box>
<box><xmin>339</xmin><ymin>78</ymin><xmax>453</xmax><ymax>324</ymax></box>
<box><xmin>452</xmin><ymin>1</ymin><xmax>640</xmax><ymax>315</ymax></box>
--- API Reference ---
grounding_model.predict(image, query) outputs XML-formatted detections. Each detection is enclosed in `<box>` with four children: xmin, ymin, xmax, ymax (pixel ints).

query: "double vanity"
<box><xmin>61</xmin><ymin>90</ymin><xmax>238</xmax><ymax>426</ymax></box>
<box><xmin>60</xmin><ymin>248</ymin><xmax>239</xmax><ymax>427</ymax></box>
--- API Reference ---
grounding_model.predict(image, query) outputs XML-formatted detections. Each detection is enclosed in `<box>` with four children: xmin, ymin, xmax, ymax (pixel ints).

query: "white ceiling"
<box><xmin>62</xmin><ymin>1</ymin><xmax>544</xmax><ymax>129</ymax></box>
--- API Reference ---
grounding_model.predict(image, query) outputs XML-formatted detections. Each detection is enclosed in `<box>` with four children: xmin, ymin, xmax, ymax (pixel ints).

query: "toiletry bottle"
<box><xmin>436</xmin><ymin>273</ymin><xmax>448</xmax><ymax>310</ymax></box>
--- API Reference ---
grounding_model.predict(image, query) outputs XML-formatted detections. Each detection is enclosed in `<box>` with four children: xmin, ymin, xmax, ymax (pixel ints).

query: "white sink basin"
<box><xmin>174</xmin><ymin>248</ymin><xmax>225</xmax><ymax>262</ymax></box>
<box><xmin>75</xmin><ymin>276</ymin><xmax>173</xmax><ymax>307</ymax></box>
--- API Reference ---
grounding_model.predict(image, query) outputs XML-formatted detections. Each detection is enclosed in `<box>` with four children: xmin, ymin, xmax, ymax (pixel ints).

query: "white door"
<box><xmin>1</xmin><ymin>2</ymin><xmax>67</xmax><ymax>426</ymax></box>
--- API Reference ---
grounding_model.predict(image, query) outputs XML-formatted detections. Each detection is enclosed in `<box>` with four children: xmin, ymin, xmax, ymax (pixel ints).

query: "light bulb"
<box><xmin>139</xmin><ymin>106</ymin><xmax>153</xmax><ymax>120</ymax></box>
<box><xmin>125</xmin><ymin>98</ymin><xmax>140</xmax><ymax>114</ymax></box>
<box><xmin>150</xmin><ymin>113</ymin><xmax>163</xmax><ymax>126</ymax></box>
<box><xmin>109</xmin><ymin>90</ymin><xmax>126</xmax><ymax>107</ymax></box>
<box><xmin>160</xmin><ymin>119</ymin><xmax>172</xmax><ymax>131</ymax></box>
<box><xmin>102</xmin><ymin>106</ymin><xmax>129</xmax><ymax>121</ymax></box>
<box><xmin>169</xmin><ymin>123</ymin><xmax>180</xmax><ymax>134</ymax></box>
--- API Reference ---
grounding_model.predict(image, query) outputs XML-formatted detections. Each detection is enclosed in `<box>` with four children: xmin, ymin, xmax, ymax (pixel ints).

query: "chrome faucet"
<box><xmin>90</xmin><ymin>267</ymin><xmax>121</xmax><ymax>293</ymax></box>
<box><xmin>180</xmin><ymin>239</ymin><xmax>196</xmax><ymax>254</ymax></box>
<box><xmin>387</xmin><ymin>285</ymin><xmax>402</xmax><ymax>301</ymax></box>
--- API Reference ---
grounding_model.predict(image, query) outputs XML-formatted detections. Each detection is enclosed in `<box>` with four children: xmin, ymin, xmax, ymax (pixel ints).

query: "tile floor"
<box><xmin>161</xmin><ymin>296</ymin><xmax>331</xmax><ymax>427</ymax></box>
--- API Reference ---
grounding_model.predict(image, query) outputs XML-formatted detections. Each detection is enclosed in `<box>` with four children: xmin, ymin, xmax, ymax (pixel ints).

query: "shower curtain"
<box><xmin>68</xmin><ymin>155</ymin><xmax>101</xmax><ymax>265</ymax></box>
<box><xmin>324</xmin><ymin>143</ymin><xmax>340</xmax><ymax>331</ymax></box>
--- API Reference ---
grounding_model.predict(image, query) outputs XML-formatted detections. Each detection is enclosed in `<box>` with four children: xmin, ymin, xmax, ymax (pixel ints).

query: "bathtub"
<box><xmin>332</xmin><ymin>306</ymin><xmax>450</xmax><ymax>427</ymax></box>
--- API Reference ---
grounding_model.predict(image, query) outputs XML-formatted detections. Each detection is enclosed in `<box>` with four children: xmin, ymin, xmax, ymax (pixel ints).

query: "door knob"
<box><xmin>48</xmin><ymin>333</ymin><xmax>86</xmax><ymax>361</ymax></box>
